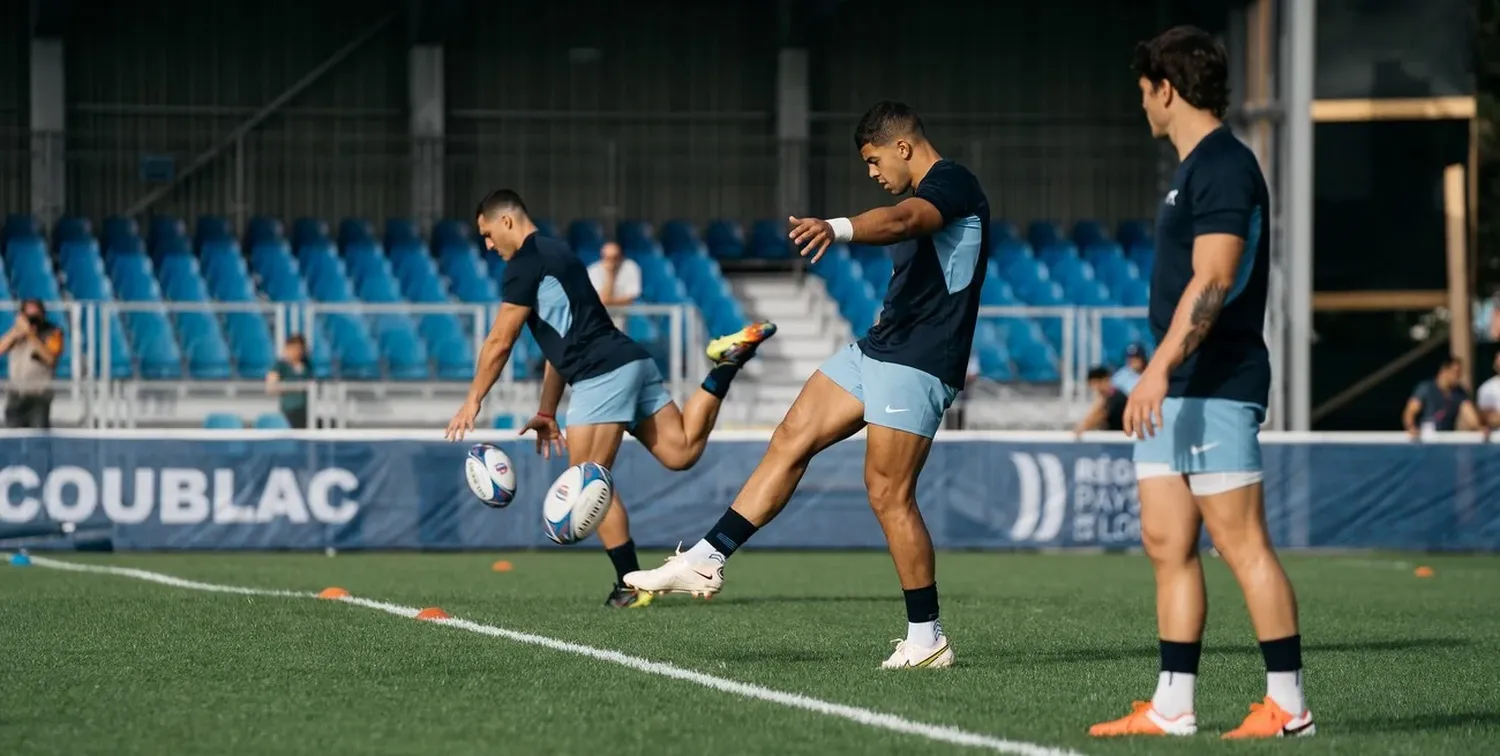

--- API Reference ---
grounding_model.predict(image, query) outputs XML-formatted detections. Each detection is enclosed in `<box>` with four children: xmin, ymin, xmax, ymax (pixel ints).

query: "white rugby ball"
<box><xmin>465</xmin><ymin>443</ymin><xmax>517</xmax><ymax>508</ymax></box>
<box><xmin>542</xmin><ymin>462</ymin><xmax>613</xmax><ymax>545</ymax></box>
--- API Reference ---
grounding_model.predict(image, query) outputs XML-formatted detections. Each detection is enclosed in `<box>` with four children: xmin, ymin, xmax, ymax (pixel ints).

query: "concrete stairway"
<box><xmin>717</xmin><ymin>272</ymin><xmax>851</xmax><ymax>428</ymax></box>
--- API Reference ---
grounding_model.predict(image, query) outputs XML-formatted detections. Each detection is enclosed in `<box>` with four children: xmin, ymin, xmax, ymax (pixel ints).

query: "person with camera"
<box><xmin>1</xmin><ymin>299</ymin><xmax>65</xmax><ymax>428</ymax></box>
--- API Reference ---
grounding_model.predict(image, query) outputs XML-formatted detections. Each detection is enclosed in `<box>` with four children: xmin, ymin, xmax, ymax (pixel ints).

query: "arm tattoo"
<box><xmin>1180</xmin><ymin>282</ymin><xmax>1228</xmax><ymax>356</ymax></box>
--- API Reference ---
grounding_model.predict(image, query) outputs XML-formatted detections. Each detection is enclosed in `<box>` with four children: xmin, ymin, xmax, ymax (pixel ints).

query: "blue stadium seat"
<box><xmin>94</xmin><ymin>312</ymin><xmax>134</xmax><ymax>378</ymax></box>
<box><xmin>568</xmin><ymin>219</ymin><xmax>605</xmax><ymax>251</ymax></box>
<box><xmin>66</xmin><ymin>261</ymin><xmax>112</xmax><ymax>300</ymax></box>
<box><xmin>1001</xmin><ymin>256</ymin><xmax>1049</xmax><ymax>294</ymax></box>
<box><xmin>1069</xmin><ymin>280</ymin><xmax>1114</xmax><ymax>307</ymax></box>
<box><xmin>1101</xmin><ymin>317</ymin><xmax>1145</xmax><ymax>362</ymax></box>
<box><xmin>254</xmin><ymin>412</ymin><xmax>292</xmax><ymax>429</ymax></box>
<box><xmin>205</xmin><ymin>413</ymin><xmax>243</xmax><ymax>429</ymax></box>
<box><xmin>990</xmin><ymin>238</ymin><xmax>1032</xmax><ymax>269</ymax></box>
<box><xmin>533</xmin><ymin>219</ymin><xmax>559</xmax><ymax>239</ymax></box>
<box><xmin>1084</xmin><ymin>241</ymin><xmax>1125</xmax><ymax>269</ymax></box>
<box><xmin>225</xmin><ymin>313</ymin><xmax>277</xmax><ymax>379</ymax></box>
<box><xmin>194</xmin><ymin>216</ymin><xmax>232</xmax><ymax>246</ymax></box>
<box><xmin>137</xmin><ymin>330</ymin><xmax>184</xmax><ymax>379</ymax></box>
<box><xmin>1038</xmin><ymin>241</ymin><xmax>1079</xmax><ymax>270</ymax></box>
<box><xmin>150</xmin><ymin>216</ymin><xmax>188</xmax><ymax>251</ymax></box>
<box><xmin>617</xmin><ymin>220</ymin><xmax>655</xmax><ymax>252</ymax></box>
<box><xmin>338</xmin><ymin>218</ymin><xmax>376</xmax><ymax>248</ymax></box>
<box><xmin>186</xmin><ymin>334</ymin><xmax>233</xmax><ymax>379</ymax></box>
<box><xmin>660</xmin><ymin>219</ymin><xmax>698</xmax><ymax>254</ymax></box>
<box><xmin>705</xmin><ymin>219</ymin><xmax>745</xmax><ymax>259</ymax></box>
<box><xmin>247</xmin><ymin>216</ymin><xmax>285</xmax><ymax>247</ymax></box>
<box><xmin>974</xmin><ymin>338</ymin><xmax>1014</xmax><ymax>382</ymax></box>
<box><xmin>432</xmin><ymin>219</ymin><xmax>471</xmax><ymax>249</ymax></box>
<box><xmin>1129</xmin><ymin>243</ymin><xmax>1155</xmax><ymax>276</ymax></box>
<box><xmin>382</xmin><ymin>329</ymin><xmax>430</xmax><ymax>381</ymax></box>
<box><xmin>1118</xmin><ymin>278</ymin><xmax>1150</xmax><ymax>307</ymax></box>
<box><xmin>1023</xmin><ymin>280</ymin><xmax>1068</xmax><ymax>307</ymax></box>
<box><xmin>56</xmin><ymin>216</ymin><xmax>92</xmax><ymax>242</ymax></box>
<box><xmin>385</xmin><ymin>218</ymin><xmax>421</xmax><ymax>247</ymax></box>
<box><xmin>1072</xmin><ymin>220</ymin><xmax>1108</xmax><ymax>249</ymax></box>
<box><xmin>293</xmin><ymin>217</ymin><xmax>330</xmax><ymax>247</ymax></box>
<box><xmin>1117</xmin><ymin>219</ymin><xmax>1153</xmax><ymax>249</ymax></box>
<box><xmin>103</xmin><ymin>216</ymin><xmax>140</xmax><ymax>246</ymax></box>
<box><xmin>1049</xmin><ymin>257</ymin><xmax>1095</xmax><ymax>292</ymax></box>
<box><xmin>990</xmin><ymin>220</ymin><xmax>1020</xmax><ymax>244</ymax></box>
<box><xmin>980</xmin><ymin>277</ymin><xmax>1017</xmax><ymax>306</ymax></box>
<box><xmin>1027</xmin><ymin>221</ymin><xmax>1061</xmax><ymax>251</ymax></box>
<box><xmin>492</xmin><ymin>413</ymin><xmax>517</xmax><ymax>429</ymax></box>
<box><xmin>433</xmin><ymin>337</ymin><xmax>474</xmax><ymax>380</ymax></box>
<box><xmin>749</xmin><ymin>219</ymin><xmax>791</xmax><ymax>258</ymax></box>
<box><xmin>1094</xmin><ymin>256</ymin><xmax>1140</xmax><ymax>290</ymax></box>
<box><xmin>5</xmin><ymin>213</ymin><xmax>40</xmax><ymax>240</ymax></box>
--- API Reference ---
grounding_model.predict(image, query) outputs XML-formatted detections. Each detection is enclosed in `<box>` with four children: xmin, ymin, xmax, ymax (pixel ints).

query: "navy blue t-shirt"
<box><xmin>1150</xmin><ymin>127</ymin><xmax>1271</xmax><ymax>406</ymax></box>
<box><xmin>1410</xmin><ymin>380</ymin><xmax>1468</xmax><ymax>431</ymax></box>
<box><xmin>859</xmin><ymin>160</ymin><xmax>990</xmax><ymax>389</ymax></box>
<box><xmin>500</xmin><ymin>234</ymin><xmax>649</xmax><ymax>384</ymax></box>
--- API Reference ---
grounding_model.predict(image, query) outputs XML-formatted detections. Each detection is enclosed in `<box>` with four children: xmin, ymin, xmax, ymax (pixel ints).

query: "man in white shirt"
<box><xmin>587</xmin><ymin>242</ymin><xmax>643</xmax><ymax>330</ymax></box>
<box><xmin>1476</xmin><ymin>352</ymin><xmax>1500</xmax><ymax>428</ymax></box>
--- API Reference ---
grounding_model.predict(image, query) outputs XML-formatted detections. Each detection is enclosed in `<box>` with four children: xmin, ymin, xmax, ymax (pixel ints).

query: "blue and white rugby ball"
<box><xmin>542</xmin><ymin>462</ymin><xmax>613</xmax><ymax>545</ymax></box>
<box><xmin>465</xmin><ymin>443</ymin><xmax>517</xmax><ymax>508</ymax></box>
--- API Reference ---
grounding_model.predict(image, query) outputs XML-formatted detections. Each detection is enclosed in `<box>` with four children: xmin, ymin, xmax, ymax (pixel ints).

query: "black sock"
<box><xmin>902</xmin><ymin>584</ymin><xmax>940</xmax><ymax>623</ymax></box>
<box><xmin>606</xmin><ymin>540</ymin><xmax>639</xmax><ymax>586</ymax></box>
<box><xmin>703</xmin><ymin>509</ymin><xmax>758</xmax><ymax>557</ymax></box>
<box><xmin>1259</xmin><ymin>634</ymin><xmax>1302</xmax><ymax>672</ymax></box>
<box><xmin>1159</xmin><ymin>639</ymin><xmax>1202</xmax><ymax>675</ymax></box>
<box><xmin>700</xmin><ymin>363</ymin><xmax>741</xmax><ymax>399</ymax></box>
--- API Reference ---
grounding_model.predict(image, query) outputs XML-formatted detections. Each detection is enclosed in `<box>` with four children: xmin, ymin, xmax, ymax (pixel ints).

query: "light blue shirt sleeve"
<box><xmin>1111</xmin><ymin>367</ymin><xmax>1140</xmax><ymax>394</ymax></box>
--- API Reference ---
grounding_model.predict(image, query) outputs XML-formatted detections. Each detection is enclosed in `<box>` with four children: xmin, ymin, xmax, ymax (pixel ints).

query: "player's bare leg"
<box><xmin>564</xmin><ymin>422</ymin><xmax>647</xmax><ymax>608</ymax></box>
<box><xmin>623</xmin><ymin>372</ymin><xmax>865</xmax><ymax>597</ymax></box>
<box><xmin>863</xmin><ymin>424</ymin><xmax>951</xmax><ymax>669</ymax></box>
<box><xmin>634</xmin><ymin>322</ymin><xmax>777</xmax><ymax>470</ymax></box>
<box><xmin>1199</xmin><ymin>482</ymin><xmax>1312</xmax><ymax>738</ymax></box>
<box><xmin>1090</xmin><ymin>474</ymin><xmax>1203</xmax><ymax>736</ymax></box>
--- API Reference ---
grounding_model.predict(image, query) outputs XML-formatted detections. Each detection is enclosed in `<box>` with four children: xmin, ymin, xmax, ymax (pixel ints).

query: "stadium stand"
<box><xmin>3</xmin><ymin>211</ymin><xmax>1153</xmax><ymax>390</ymax></box>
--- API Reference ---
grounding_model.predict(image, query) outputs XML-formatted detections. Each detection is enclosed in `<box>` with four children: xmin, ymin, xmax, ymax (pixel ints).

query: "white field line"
<box><xmin>16</xmin><ymin>554</ymin><xmax>1085</xmax><ymax>756</ymax></box>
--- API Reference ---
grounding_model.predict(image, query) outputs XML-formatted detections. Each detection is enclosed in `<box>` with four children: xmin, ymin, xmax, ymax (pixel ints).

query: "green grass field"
<box><xmin>4</xmin><ymin>550</ymin><xmax>1498</xmax><ymax>755</ymax></box>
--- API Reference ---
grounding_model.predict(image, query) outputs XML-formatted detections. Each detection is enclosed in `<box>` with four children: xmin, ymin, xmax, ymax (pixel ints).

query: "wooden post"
<box><xmin>1444</xmin><ymin>163</ymin><xmax>1472</xmax><ymax>383</ymax></box>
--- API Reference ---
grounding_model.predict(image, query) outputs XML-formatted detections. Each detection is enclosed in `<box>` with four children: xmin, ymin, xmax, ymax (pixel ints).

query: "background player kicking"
<box><xmin>445</xmin><ymin>189</ymin><xmax>776</xmax><ymax>608</ymax></box>
<box><xmin>625</xmin><ymin>102</ymin><xmax>989</xmax><ymax>669</ymax></box>
<box><xmin>1088</xmin><ymin>27</ymin><xmax>1313</xmax><ymax>739</ymax></box>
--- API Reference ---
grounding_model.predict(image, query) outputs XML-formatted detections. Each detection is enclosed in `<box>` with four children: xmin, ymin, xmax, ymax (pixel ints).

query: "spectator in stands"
<box><xmin>1075</xmin><ymin>366</ymin><xmax>1127</xmax><ymax>437</ymax></box>
<box><xmin>1404</xmin><ymin>356</ymin><xmax>1487</xmax><ymax>440</ymax></box>
<box><xmin>0</xmin><ymin>299</ymin><xmax>64</xmax><ymax>428</ymax></box>
<box><xmin>588</xmin><ymin>241</ymin><xmax>642</xmax><ymax>328</ymax></box>
<box><xmin>1111</xmin><ymin>342</ymin><xmax>1148</xmax><ymax>394</ymax></box>
<box><xmin>1476</xmin><ymin>352</ymin><xmax>1500</xmax><ymax>428</ymax></box>
<box><xmin>266</xmin><ymin>335</ymin><xmax>311</xmax><ymax>429</ymax></box>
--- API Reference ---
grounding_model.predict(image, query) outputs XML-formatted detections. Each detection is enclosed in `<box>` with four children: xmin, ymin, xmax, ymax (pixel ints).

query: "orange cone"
<box><xmin>318</xmin><ymin>587</ymin><xmax>350</xmax><ymax>599</ymax></box>
<box><xmin>492</xmin><ymin>559</ymin><xmax>513</xmax><ymax>572</ymax></box>
<box><xmin>416</xmin><ymin>607</ymin><xmax>451</xmax><ymax>621</ymax></box>
<box><xmin>1414</xmin><ymin>566</ymin><xmax>1435</xmax><ymax>578</ymax></box>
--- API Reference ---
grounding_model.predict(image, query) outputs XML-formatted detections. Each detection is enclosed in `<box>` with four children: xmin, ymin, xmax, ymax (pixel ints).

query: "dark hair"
<box><xmin>1441</xmin><ymin>355</ymin><xmax>1463</xmax><ymax>369</ymax></box>
<box><xmin>476</xmin><ymin>189</ymin><xmax>528</xmax><ymax>219</ymax></box>
<box><xmin>1132</xmin><ymin>25</ymin><xmax>1230</xmax><ymax>118</ymax></box>
<box><xmin>1087</xmin><ymin>366</ymin><xmax>1112</xmax><ymax>381</ymax></box>
<box><xmin>21</xmin><ymin>298</ymin><xmax>45</xmax><ymax>315</ymax></box>
<box><xmin>854</xmin><ymin>100</ymin><xmax>925</xmax><ymax>150</ymax></box>
<box><xmin>286</xmin><ymin>334</ymin><xmax>306</xmax><ymax>348</ymax></box>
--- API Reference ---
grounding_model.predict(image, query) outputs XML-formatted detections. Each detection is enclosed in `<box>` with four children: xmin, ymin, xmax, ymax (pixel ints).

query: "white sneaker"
<box><xmin>621</xmin><ymin>544</ymin><xmax>724</xmax><ymax>598</ymax></box>
<box><xmin>881</xmin><ymin>636</ymin><xmax>954</xmax><ymax>669</ymax></box>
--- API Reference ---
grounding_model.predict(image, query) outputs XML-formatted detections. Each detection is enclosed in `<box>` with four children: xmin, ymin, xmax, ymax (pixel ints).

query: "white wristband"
<box><xmin>828</xmin><ymin>217</ymin><xmax>854</xmax><ymax>244</ymax></box>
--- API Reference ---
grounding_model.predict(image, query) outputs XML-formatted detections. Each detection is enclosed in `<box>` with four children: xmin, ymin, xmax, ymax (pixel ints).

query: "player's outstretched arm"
<box><xmin>788</xmin><ymin>198</ymin><xmax>944</xmax><ymax>261</ymax></box>
<box><xmin>445</xmin><ymin>302</ymin><xmax>529</xmax><ymax>441</ymax></box>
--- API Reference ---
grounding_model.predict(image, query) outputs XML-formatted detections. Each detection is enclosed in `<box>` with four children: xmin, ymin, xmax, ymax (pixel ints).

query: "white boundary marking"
<box><xmin>0</xmin><ymin>427</ymin><xmax>1480</xmax><ymax>444</ymax></box>
<box><xmin>16</xmin><ymin>554</ymin><xmax>1085</xmax><ymax>756</ymax></box>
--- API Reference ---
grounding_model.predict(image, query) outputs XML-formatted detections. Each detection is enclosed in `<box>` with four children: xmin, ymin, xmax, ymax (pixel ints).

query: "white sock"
<box><xmin>1150</xmin><ymin>671</ymin><xmax>1196</xmax><ymax>719</ymax></box>
<box><xmin>1267</xmin><ymin>671</ymin><xmax>1305</xmax><ymax>715</ymax></box>
<box><xmin>682</xmin><ymin>539</ymin><xmax>722</xmax><ymax>563</ymax></box>
<box><xmin>905</xmin><ymin>619</ymin><xmax>941</xmax><ymax>647</ymax></box>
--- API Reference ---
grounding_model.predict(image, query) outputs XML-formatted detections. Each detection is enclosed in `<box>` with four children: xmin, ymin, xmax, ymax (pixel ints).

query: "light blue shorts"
<box><xmin>1132</xmin><ymin>397</ymin><xmax>1265</xmax><ymax>473</ymax></box>
<box><xmin>567</xmin><ymin>358</ymin><xmax>673</xmax><ymax>431</ymax></box>
<box><xmin>817</xmin><ymin>343</ymin><xmax>958</xmax><ymax>439</ymax></box>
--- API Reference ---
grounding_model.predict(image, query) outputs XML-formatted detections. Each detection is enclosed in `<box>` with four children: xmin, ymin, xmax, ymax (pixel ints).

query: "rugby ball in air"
<box><xmin>465</xmin><ymin>443</ymin><xmax>518</xmax><ymax>508</ymax></box>
<box><xmin>542</xmin><ymin>462</ymin><xmax>613</xmax><ymax>545</ymax></box>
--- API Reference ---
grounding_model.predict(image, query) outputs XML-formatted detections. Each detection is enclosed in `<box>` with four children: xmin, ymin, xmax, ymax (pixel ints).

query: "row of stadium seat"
<box><xmin>808</xmin><ymin>243</ymin><xmax>1156</xmax><ymax>383</ymax></box>
<box><xmin>1</xmin><ymin>213</ymin><xmax>747</xmax><ymax>381</ymax></box>
<box><xmin>6</xmin><ymin>213</ymin><xmax>1152</xmax><ymax>264</ymax></box>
